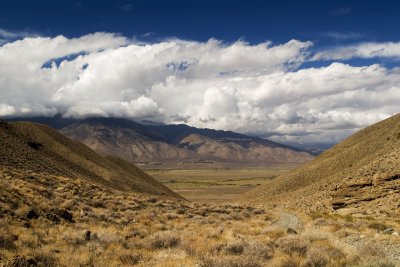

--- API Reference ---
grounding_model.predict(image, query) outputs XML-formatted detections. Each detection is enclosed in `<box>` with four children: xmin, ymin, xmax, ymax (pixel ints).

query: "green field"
<box><xmin>145</xmin><ymin>166</ymin><xmax>295</xmax><ymax>203</ymax></box>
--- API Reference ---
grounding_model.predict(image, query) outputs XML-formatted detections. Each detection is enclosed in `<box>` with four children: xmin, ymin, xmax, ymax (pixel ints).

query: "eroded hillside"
<box><xmin>242</xmin><ymin>114</ymin><xmax>400</xmax><ymax>217</ymax></box>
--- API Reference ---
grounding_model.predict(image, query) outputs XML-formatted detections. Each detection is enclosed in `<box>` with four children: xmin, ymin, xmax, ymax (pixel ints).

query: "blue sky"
<box><xmin>1</xmin><ymin>0</ymin><xmax>399</xmax><ymax>45</ymax></box>
<box><xmin>1</xmin><ymin>0</ymin><xmax>400</xmax><ymax>145</ymax></box>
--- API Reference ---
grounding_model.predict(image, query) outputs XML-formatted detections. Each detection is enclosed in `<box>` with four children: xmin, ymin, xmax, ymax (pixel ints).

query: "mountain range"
<box><xmin>7</xmin><ymin>113</ymin><xmax>399</xmax><ymax>218</ymax></box>
<box><xmin>7</xmin><ymin>116</ymin><xmax>314</xmax><ymax>168</ymax></box>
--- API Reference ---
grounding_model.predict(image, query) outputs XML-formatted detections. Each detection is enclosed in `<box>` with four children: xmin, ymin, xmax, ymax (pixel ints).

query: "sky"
<box><xmin>1</xmin><ymin>0</ymin><xmax>400</xmax><ymax>146</ymax></box>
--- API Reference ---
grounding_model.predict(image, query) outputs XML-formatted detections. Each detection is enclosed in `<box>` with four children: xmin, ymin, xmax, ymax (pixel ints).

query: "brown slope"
<box><xmin>0</xmin><ymin>120</ymin><xmax>182</xmax><ymax>199</ymax></box>
<box><xmin>61</xmin><ymin>122</ymin><xmax>196</xmax><ymax>167</ymax></box>
<box><xmin>105</xmin><ymin>155</ymin><xmax>182</xmax><ymax>199</ymax></box>
<box><xmin>61</xmin><ymin>120</ymin><xmax>314</xmax><ymax>168</ymax></box>
<box><xmin>178</xmin><ymin>134</ymin><xmax>313</xmax><ymax>165</ymax></box>
<box><xmin>241</xmin><ymin>114</ymin><xmax>400</xmax><ymax>217</ymax></box>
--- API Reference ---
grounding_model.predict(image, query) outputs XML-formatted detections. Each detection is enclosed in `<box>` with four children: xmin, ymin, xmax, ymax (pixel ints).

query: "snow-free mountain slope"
<box><xmin>242</xmin><ymin>113</ymin><xmax>400</xmax><ymax>217</ymax></box>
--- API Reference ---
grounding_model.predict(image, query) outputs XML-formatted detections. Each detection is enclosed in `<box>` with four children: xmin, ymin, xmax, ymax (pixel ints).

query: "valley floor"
<box><xmin>1</xmin><ymin>166</ymin><xmax>400</xmax><ymax>267</ymax></box>
<box><xmin>146</xmin><ymin>166</ymin><xmax>294</xmax><ymax>203</ymax></box>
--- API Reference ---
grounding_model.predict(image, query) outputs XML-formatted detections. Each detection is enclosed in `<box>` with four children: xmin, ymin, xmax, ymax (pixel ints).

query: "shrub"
<box><xmin>176</xmin><ymin>208</ymin><xmax>186</xmax><ymax>215</ymax></box>
<box><xmin>264</xmin><ymin>228</ymin><xmax>286</xmax><ymax>240</ymax></box>
<box><xmin>0</xmin><ymin>234</ymin><xmax>17</xmax><ymax>250</ymax></box>
<box><xmin>199</xmin><ymin>256</ymin><xmax>262</xmax><ymax>267</ymax></box>
<box><xmin>7</xmin><ymin>253</ymin><xmax>57</xmax><ymax>267</ymax></box>
<box><xmin>225</xmin><ymin>242</ymin><xmax>244</xmax><ymax>255</ymax></box>
<box><xmin>6</xmin><ymin>256</ymin><xmax>38</xmax><ymax>267</ymax></box>
<box><xmin>359</xmin><ymin>244</ymin><xmax>386</xmax><ymax>258</ymax></box>
<box><xmin>279</xmin><ymin>257</ymin><xmax>301</xmax><ymax>267</ymax></box>
<box><xmin>245</xmin><ymin>241</ymin><xmax>275</xmax><ymax>260</ymax></box>
<box><xmin>279</xmin><ymin>236</ymin><xmax>309</xmax><ymax>256</ymax></box>
<box><xmin>33</xmin><ymin>253</ymin><xmax>57</xmax><ymax>267</ymax></box>
<box><xmin>368</xmin><ymin>222</ymin><xmax>387</xmax><ymax>232</ymax></box>
<box><xmin>148</xmin><ymin>231</ymin><xmax>180</xmax><ymax>250</ymax></box>
<box><xmin>119</xmin><ymin>252</ymin><xmax>143</xmax><ymax>265</ymax></box>
<box><xmin>304</xmin><ymin>247</ymin><xmax>329</xmax><ymax>267</ymax></box>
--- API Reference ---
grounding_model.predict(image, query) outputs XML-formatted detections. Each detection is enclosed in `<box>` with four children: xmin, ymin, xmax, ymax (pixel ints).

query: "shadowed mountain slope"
<box><xmin>60</xmin><ymin>117</ymin><xmax>313</xmax><ymax>168</ymax></box>
<box><xmin>242</xmin><ymin>114</ymin><xmax>400</xmax><ymax>217</ymax></box>
<box><xmin>0</xmin><ymin>120</ymin><xmax>182</xmax><ymax>199</ymax></box>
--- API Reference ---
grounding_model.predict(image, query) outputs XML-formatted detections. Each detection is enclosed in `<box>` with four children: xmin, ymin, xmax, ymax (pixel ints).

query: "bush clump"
<box><xmin>147</xmin><ymin>231</ymin><xmax>180</xmax><ymax>249</ymax></box>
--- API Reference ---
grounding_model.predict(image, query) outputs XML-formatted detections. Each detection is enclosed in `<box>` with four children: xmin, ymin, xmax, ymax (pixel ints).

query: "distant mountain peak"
<box><xmin>5</xmin><ymin>116</ymin><xmax>314</xmax><ymax>168</ymax></box>
<box><xmin>60</xmin><ymin>117</ymin><xmax>314</xmax><ymax>168</ymax></box>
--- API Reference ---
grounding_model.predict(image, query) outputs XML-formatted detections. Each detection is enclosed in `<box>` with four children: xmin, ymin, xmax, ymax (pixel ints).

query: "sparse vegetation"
<box><xmin>146</xmin><ymin>167</ymin><xmax>293</xmax><ymax>203</ymax></box>
<box><xmin>1</xmin><ymin>119</ymin><xmax>400</xmax><ymax>266</ymax></box>
<box><xmin>1</xmin><ymin>165</ymin><xmax>399</xmax><ymax>266</ymax></box>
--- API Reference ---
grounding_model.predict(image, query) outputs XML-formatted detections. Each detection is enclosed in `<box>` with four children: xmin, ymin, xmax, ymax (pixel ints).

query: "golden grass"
<box><xmin>1</xmin><ymin>166</ymin><xmax>399</xmax><ymax>266</ymax></box>
<box><xmin>241</xmin><ymin>113</ymin><xmax>400</xmax><ymax>219</ymax></box>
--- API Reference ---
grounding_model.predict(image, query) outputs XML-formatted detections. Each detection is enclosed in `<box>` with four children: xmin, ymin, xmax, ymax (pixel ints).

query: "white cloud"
<box><xmin>0</xmin><ymin>28</ymin><xmax>38</xmax><ymax>45</ymax></box>
<box><xmin>0</xmin><ymin>28</ymin><xmax>33</xmax><ymax>39</ymax></box>
<box><xmin>313</xmin><ymin>41</ymin><xmax>400</xmax><ymax>60</ymax></box>
<box><xmin>321</xmin><ymin>31</ymin><xmax>364</xmax><ymax>41</ymax></box>
<box><xmin>0</xmin><ymin>32</ymin><xmax>400</xmax><ymax>145</ymax></box>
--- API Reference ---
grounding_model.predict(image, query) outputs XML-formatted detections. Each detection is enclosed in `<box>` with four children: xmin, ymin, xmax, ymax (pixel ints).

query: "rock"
<box><xmin>382</xmin><ymin>228</ymin><xmax>394</xmax><ymax>235</ymax></box>
<box><xmin>336</xmin><ymin>207</ymin><xmax>356</xmax><ymax>216</ymax></box>
<box><xmin>287</xmin><ymin>228</ymin><xmax>298</xmax><ymax>234</ymax></box>
<box><xmin>26</xmin><ymin>209</ymin><xmax>39</xmax><ymax>219</ymax></box>
<box><xmin>393</xmin><ymin>232</ymin><xmax>399</xmax><ymax>236</ymax></box>
<box><xmin>331</xmin><ymin>201</ymin><xmax>347</xmax><ymax>210</ymax></box>
<box><xmin>83</xmin><ymin>230</ymin><xmax>91</xmax><ymax>241</ymax></box>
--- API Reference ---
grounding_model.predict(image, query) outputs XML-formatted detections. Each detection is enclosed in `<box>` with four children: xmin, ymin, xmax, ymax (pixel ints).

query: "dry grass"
<box><xmin>1</xmin><ymin>166</ymin><xmax>399</xmax><ymax>267</ymax></box>
<box><xmin>146</xmin><ymin>167</ymin><xmax>293</xmax><ymax>203</ymax></box>
<box><xmin>241</xmin><ymin>113</ymin><xmax>400</xmax><ymax>219</ymax></box>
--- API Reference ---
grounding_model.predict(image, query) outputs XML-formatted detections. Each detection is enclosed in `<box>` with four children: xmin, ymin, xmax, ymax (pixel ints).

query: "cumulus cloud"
<box><xmin>0</xmin><ymin>32</ymin><xmax>400</xmax><ymax>145</ymax></box>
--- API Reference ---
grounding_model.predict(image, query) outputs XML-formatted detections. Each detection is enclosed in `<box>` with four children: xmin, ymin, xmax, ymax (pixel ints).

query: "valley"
<box><xmin>146</xmin><ymin>166</ymin><xmax>294</xmax><ymax>203</ymax></box>
<box><xmin>1</xmin><ymin>115</ymin><xmax>400</xmax><ymax>266</ymax></box>
<box><xmin>2</xmin><ymin>3</ymin><xmax>400</xmax><ymax>266</ymax></box>
<box><xmin>1</xmin><ymin>165</ymin><xmax>399</xmax><ymax>267</ymax></box>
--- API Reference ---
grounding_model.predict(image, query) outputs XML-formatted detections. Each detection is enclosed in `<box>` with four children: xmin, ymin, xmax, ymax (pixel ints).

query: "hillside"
<box><xmin>242</xmin><ymin>113</ymin><xmax>400</xmax><ymax>218</ymax></box>
<box><xmin>59</xmin><ymin>117</ymin><xmax>313</xmax><ymax>168</ymax></box>
<box><xmin>0</xmin><ymin>120</ymin><xmax>181</xmax><ymax>199</ymax></box>
<box><xmin>1</xmin><ymin>119</ymin><xmax>399</xmax><ymax>266</ymax></box>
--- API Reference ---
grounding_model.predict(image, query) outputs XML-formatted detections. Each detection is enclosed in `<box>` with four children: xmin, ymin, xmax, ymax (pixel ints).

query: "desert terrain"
<box><xmin>1</xmin><ymin>116</ymin><xmax>400</xmax><ymax>267</ymax></box>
